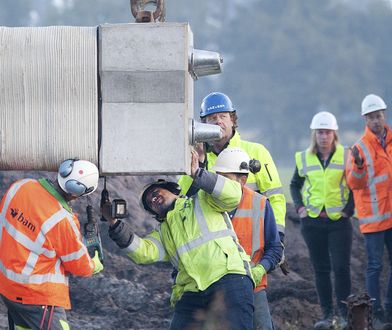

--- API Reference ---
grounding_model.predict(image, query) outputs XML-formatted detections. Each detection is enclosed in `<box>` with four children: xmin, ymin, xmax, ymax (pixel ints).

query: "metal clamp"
<box><xmin>130</xmin><ymin>0</ymin><xmax>165</xmax><ymax>22</ymax></box>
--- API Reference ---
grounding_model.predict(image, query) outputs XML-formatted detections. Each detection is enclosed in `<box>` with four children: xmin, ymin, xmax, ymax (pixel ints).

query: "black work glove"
<box><xmin>278</xmin><ymin>234</ymin><xmax>290</xmax><ymax>275</ymax></box>
<box><xmin>279</xmin><ymin>253</ymin><xmax>290</xmax><ymax>276</ymax></box>
<box><xmin>108</xmin><ymin>220</ymin><xmax>134</xmax><ymax>248</ymax></box>
<box><xmin>350</xmin><ymin>146</ymin><xmax>364</xmax><ymax>167</ymax></box>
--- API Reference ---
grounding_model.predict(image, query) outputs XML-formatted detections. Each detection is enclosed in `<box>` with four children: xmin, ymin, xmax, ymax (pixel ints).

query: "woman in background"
<box><xmin>290</xmin><ymin>111</ymin><xmax>354</xmax><ymax>330</ymax></box>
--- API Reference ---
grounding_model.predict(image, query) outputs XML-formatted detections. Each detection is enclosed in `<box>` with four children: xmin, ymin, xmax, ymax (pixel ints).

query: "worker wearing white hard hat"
<box><xmin>0</xmin><ymin>158</ymin><xmax>103</xmax><ymax>330</ymax></box>
<box><xmin>347</xmin><ymin>94</ymin><xmax>392</xmax><ymax>327</ymax></box>
<box><xmin>291</xmin><ymin>111</ymin><xmax>354</xmax><ymax>330</ymax></box>
<box><xmin>212</xmin><ymin>147</ymin><xmax>282</xmax><ymax>330</ymax></box>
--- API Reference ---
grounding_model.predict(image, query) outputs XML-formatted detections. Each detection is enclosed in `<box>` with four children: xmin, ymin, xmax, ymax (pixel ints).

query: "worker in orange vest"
<box><xmin>0</xmin><ymin>159</ymin><xmax>103</xmax><ymax>330</ymax></box>
<box><xmin>346</xmin><ymin>94</ymin><xmax>392</xmax><ymax>329</ymax></box>
<box><xmin>211</xmin><ymin>147</ymin><xmax>282</xmax><ymax>330</ymax></box>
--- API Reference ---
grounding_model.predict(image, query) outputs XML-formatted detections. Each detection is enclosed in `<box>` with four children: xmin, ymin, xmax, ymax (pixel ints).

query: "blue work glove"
<box><xmin>251</xmin><ymin>264</ymin><xmax>266</xmax><ymax>286</ymax></box>
<box><xmin>92</xmin><ymin>250</ymin><xmax>104</xmax><ymax>275</ymax></box>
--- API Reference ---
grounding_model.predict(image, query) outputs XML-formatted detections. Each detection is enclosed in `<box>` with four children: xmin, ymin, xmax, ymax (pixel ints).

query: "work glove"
<box><xmin>251</xmin><ymin>264</ymin><xmax>266</xmax><ymax>286</ymax></box>
<box><xmin>92</xmin><ymin>250</ymin><xmax>104</xmax><ymax>275</ymax></box>
<box><xmin>297</xmin><ymin>206</ymin><xmax>308</xmax><ymax>219</ymax></box>
<box><xmin>279</xmin><ymin>256</ymin><xmax>290</xmax><ymax>276</ymax></box>
<box><xmin>350</xmin><ymin>146</ymin><xmax>364</xmax><ymax>166</ymax></box>
<box><xmin>108</xmin><ymin>220</ymin><xmax>134</xmax><ymax>248</ymax></box>
<box><xmin>279</xmin><ymin>243</ymin><xmax>290</xmax><ymax>276</ymax></box>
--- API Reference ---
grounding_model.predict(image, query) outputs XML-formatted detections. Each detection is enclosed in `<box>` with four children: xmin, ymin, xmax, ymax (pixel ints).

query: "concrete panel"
<box><xmin>100</xmin><ymin>103</ymin><xmax>190</xmax><ymax>175</ymax></box>
<box><xmin>99</xmin><ymin>23</ymin><xmax>191</xmax><ymax>72</ymax></box>
<box><xmin>0</xmin><ymin>26</ymin><xmax>98</xmax><ymax>171</ymax></box>
<box><xmin>100</xmin><ymin>70</ymin><xmax>185</xmax><ymax>103</ymax></box>
<box><xmin>99</xmin><ymin>23</ymin><xmax>194</xmax><ymax>175</ymax></box>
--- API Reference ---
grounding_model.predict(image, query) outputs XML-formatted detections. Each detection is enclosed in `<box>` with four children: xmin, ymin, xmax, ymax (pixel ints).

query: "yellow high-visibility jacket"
<box><xmin>179</xmin><ymin>131</ymin><xmax>286</xmax><ymax>234</ymax></box>
<box><xmin>295</xmin><ymin>144</ymin><xmax>350</xmax><ymax>220</ymax></box>
<box><xmin>125</xmin><ymin>171</ymin><xmax>253</xmax><ymax>306</ymax></box>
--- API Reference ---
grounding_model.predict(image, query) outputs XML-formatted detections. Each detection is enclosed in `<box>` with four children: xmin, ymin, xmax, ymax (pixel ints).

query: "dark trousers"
<box><xmin>301</xmin><ymin>216</ymin><xmax>353</xmax><ymax>318</ymax></box>
<box><xmin>1</xmin><ymin>294</ymin><xmax>69</xmax><ymax>330</ymax></box>
<box><xmin>170</xmin><ymin>274</ymin><xmax>254</xmax><ymax>330</ymax></box>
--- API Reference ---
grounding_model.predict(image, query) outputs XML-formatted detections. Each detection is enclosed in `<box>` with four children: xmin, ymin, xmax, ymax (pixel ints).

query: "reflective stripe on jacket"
<box><xmin>232</xmin><ymin>186</ymin><xmax>267</xmax><ymax>292</ymax></box>
<box><xmin>126</xmin><ymin>171</ymin><xmax>253</xmax><ymax>306</ymax></box>
<box><xmin>295</xmin><ymin>144</ymin><xmax>350</xmax><ymax>220</ymax></box>
<box><xmin>0</xmin><ymin>179</ymin><xmax>94</xmax><ymax>308</ymax></box>
<box><xmin>179</xmin><ymin>131</ymin><xmax>286</xmax><ymax>234</ymax></box>
<box><xmin>346</xmin><ymin>125</ymin><xmax>392</xmax><ymax>233</ymax></box>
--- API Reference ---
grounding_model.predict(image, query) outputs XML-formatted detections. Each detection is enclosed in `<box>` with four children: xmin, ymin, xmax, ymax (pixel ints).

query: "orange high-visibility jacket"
<box><xmin>346</xmin><ymin>125</ymin><xmax>392</xmax><ymax>234</ymax></box>
<box><xmin>0</xmin><ymin>179</ymin><xmax>94</xmax><ymax>309</ymax></box>
<box><xmin>232</xmin><ymin>186</ymin><xmax>267</xmax><ymax>292</ymax></box>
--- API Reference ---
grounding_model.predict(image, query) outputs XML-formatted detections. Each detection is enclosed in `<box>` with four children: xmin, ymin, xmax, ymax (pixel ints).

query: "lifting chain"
<box><xmin>130</xmin><ymin>0</ymin><xmax>165</xmax><ymax>23</ymax></box>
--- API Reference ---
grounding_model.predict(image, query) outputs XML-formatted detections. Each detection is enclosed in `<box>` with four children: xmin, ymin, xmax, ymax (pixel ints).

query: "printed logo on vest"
<box><xmin>10</xmin><ymin>208</ymin><xmax>18</xmax><ymax>218</ymax></box>
<box><xmin>10</xmin><ymin>209</ymin><xmax>36</xmax><ymax>232</ymax></box>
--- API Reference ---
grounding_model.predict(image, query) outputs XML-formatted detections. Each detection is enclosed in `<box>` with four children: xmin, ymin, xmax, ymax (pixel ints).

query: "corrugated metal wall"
<box><xmin>0</xmin><ymin>26</ymin><xmax>98</xmax><ymax>171</ymax></box>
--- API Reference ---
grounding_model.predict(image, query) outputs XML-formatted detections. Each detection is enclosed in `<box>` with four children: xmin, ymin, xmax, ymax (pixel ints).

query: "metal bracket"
<box><xmin>130</xmin><ymin>0</ymin><xmax>165</xmax><ymax>22</ymax></box>
<box><xmin>343</xmin><ymin>293</ymin><xmax>375</xmax><ymax>330</ymax></box>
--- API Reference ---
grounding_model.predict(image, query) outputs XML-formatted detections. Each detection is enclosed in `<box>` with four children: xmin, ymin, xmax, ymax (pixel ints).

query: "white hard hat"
<box><xmin>310</xmin><ymin>111</ymin><xmax>338</xmax><ymax>130</ymax></box>
<box><xmin>361</xmin><ymin>94</ymin><xmax>387</xmax><ymax>116</ymax></box>
<box><xmin>211</xmin><ymin>147</ymin><xmax>250</xmax><ymax>173</ymax></box>
<box><xmin>57</xmin><ymin>159</ymin><xmax>99</xmax><ymax>197</ymax></box>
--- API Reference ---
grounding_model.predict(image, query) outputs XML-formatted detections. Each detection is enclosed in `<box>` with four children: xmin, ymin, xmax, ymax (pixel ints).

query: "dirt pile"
<box><xmin>0</xmin><ymin>172</ymin><xmax>383</xmax><ymax>330</ymax></box>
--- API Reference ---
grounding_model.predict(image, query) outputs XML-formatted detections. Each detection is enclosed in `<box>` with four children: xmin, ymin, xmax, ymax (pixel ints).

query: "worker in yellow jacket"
<box><xmin>0</xmin><ymin>159</ymin><xmax>103</xmax><ymax>330</ymax></box>
<box><xmin>179</xmin><ymin>92</ymin><xmax>288</xmax><ymax>275</ymax></box>
<box><xmin>290</xmin><ymin>112</ymin><xmax>353</xmax><ymax>330</ymax></box>
<box><xmin>103</xmin><ymin>150</ymin><xmax>254</xmax><ymax>330</ymax></box>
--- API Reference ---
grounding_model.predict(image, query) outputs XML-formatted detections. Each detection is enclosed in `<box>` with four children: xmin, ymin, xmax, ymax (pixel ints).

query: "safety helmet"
<box><xmin>200</xmin><ymin>92</ymin><xmax>235</xmax><ymax>118</ymax></box>
<box><xmin>361</xmin><ymin>94</ymin><xmax>387</xmax><ymax>116</ymax></box>
<box><xmin>211</xmin><ymin>147</ymin><xmax>251</xmax><ymax>174</ymax></box>
<box><xmin>140</xmin><ymin>179</ymin><xmax>181</xmax><ymax>215</ymax></box>
<box><xmin>57</xmin><ymin>159</ymin><xmax>99</xmax><ymax>197</ymax></box>
<box><xmin>309</xmin><ymin>111</ymin><xmax>338</xmax><ymax>130</ymax></box>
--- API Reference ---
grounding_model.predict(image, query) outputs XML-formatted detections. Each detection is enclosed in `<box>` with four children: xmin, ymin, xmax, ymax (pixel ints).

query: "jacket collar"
<box><xmin>38</xmin><ymin>178</ymin><xmax>72</xmax><ymax>213</ymax></box>
<box><xmin>364</xmin><ymin>125</ymin><xmax>392</xmax><ymax>147</ymax></box>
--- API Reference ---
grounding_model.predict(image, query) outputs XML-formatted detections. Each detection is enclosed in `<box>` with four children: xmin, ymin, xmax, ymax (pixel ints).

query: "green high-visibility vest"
<box><xmin>295</xmin><ymin>144</ymin><xmax>349</xmax><ymax>220</ymax></box>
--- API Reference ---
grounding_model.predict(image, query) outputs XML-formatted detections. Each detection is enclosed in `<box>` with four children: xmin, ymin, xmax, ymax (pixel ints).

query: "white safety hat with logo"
<box><xmin>361</xmin><ymin>94</ymin><xmax>387</xmax><ymax>116</ymax></box>
<box><xmin>310</xmin><ymin>111</ymin><xmax>338</xmax><ymax>130</ymax></box>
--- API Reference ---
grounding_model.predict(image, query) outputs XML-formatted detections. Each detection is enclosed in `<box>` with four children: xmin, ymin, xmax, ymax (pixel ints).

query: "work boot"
<box><xmin>314</xmin><ymin>314</ymin><xmax>335</xmax><ymax>330</ymax></box>
<box><xmin>384</xmin><ymin>309</ymin><xmax>392</xmax><ymax>329</ymax></box>
<box><xmin>385</xmin><ymin>309</ymin><xmax>392</xmax><ymax>323</ymax></box>
<box><xmin>373</xmin><ymin>309</ymin><xmax>385</xmax><ymax>330</ymax></box>
<box><xmin>335</xmin><ymin>316</ymin><xmax>347</xmax><ymax>330</ymax></box>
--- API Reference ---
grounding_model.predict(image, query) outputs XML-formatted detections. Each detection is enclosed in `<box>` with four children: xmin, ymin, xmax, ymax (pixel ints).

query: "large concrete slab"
<box><xmin>99</xmin><ymin>23</ymin><xmax>194</xmax><ymax>175</ymax></box>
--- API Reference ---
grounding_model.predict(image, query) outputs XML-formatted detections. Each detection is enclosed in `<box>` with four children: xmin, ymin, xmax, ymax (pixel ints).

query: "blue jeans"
<box><xmin>301</xmin><ymin>216</ymin><xmax>352</xmax><ymax>317</ymax></box>
<box><xmin>254</xmin><ymin>289</ymin><xmax>274</xmax><ymax>330</ymax></box>
<box><xmin>364</xmin><ymin>228</ymin><xmax>392</xmax><ymax>311</ymax></box>
<box><xmin>170</xmin><ymin>274</ymin><xmax>254</xmax><ymax>330</ymax></box>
